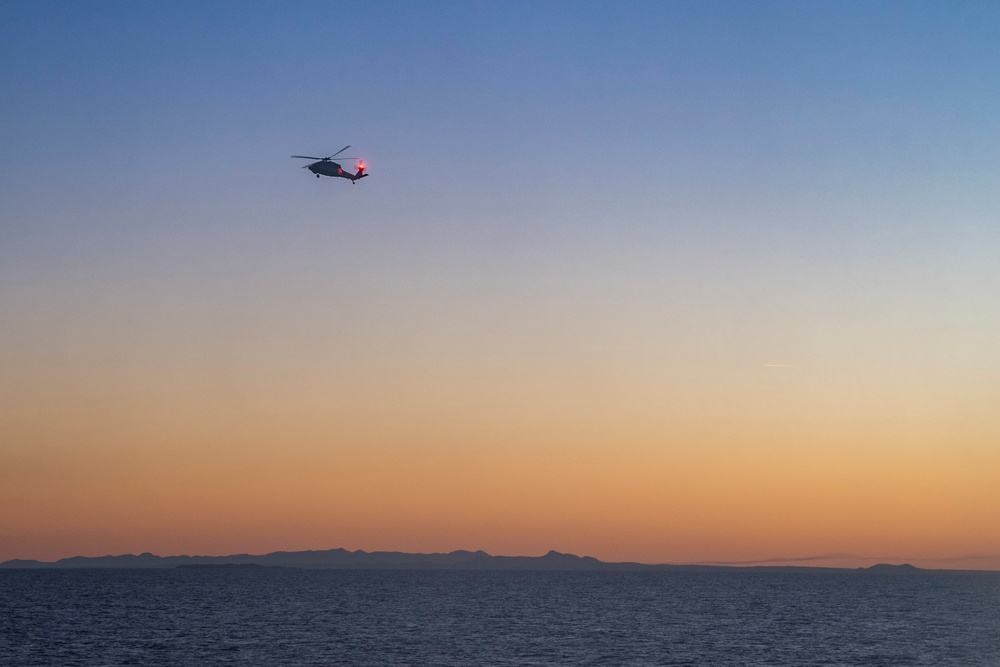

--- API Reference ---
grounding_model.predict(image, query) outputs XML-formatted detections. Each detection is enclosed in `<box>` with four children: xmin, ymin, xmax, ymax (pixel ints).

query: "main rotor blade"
<box><xmin>325</xmin><ymin>145</ymin><xmax>351</xmax><ymax>159</ymax></box>
<box><xmin>291</xmin><ymin>155</ymin><xmax>323</xmax><ymax>160</ymax></box>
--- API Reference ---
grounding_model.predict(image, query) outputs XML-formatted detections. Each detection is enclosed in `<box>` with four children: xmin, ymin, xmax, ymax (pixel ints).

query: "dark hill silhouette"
<box><xmin>0</xmin><ymin>549</ymin><xmax>950</xmax><ymax>573</ymax></box>
<box><xmin>864</xmin><ymin>563</ymin><xmax>920</xmax><ymax>573</ymax></box>
<box><xmin>0</xmin><ymin>548</ymin><xmax>624</xmax><ymax>571</ymax></box>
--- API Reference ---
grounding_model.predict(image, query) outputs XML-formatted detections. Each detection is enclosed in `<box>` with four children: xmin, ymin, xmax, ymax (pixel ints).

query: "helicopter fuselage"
<box><xmin>308</xmin><ymin>160</ymin><xmax>367</xmax><ymax>181</ymax></box>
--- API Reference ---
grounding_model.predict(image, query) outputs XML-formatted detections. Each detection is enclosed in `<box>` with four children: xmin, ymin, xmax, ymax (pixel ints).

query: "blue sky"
<box><xmin>5</xmin><ymin>1</ymin><xmax>997</xmax><ymax>367</ymax></box>
<box><xmin>5</xmin><ymin>3</ymin><xmax>999</xmax><ymax>233</ymax></box>
<box><xmin>4</xmin><ymin>2</ymin><xmax>999</xmax><ymax>278</ymax></box>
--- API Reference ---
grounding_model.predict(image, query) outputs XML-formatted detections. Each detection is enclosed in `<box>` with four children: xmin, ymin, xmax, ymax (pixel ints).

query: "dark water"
<box><xmin>2</xmin><ymin>568</ymin><xmax>998</xmax><ymax>666</ymax></box>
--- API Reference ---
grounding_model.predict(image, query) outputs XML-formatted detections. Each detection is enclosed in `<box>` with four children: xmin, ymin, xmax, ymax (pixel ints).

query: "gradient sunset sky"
<box><xmin>2</xmin><ymin>1</ymin><xmax>998</xmax><ymax>569</ymax></box>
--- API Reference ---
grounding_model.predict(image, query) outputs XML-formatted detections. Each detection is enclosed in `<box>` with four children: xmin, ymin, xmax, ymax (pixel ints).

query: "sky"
<box><xmin>1</xmin><ymin>1</ymin><xmax>999</xmax><ymax>569</ymax></box>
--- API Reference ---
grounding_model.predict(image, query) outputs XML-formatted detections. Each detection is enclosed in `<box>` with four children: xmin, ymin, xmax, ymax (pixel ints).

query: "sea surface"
<box><xmin>1</xmin><ymin>567</ymin><xmax>998</xmax><ymax>666</ymax></box>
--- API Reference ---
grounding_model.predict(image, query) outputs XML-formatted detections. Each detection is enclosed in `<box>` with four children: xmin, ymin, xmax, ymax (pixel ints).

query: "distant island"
<box><xmin>0</xmin><ymin>548</ymin><xmax>933</xmax><ymax>573</ymax></box>
<box><xmin>864</xmin><ymin>563</ymin><xmax>921</xmax><ymax>573</ymax></box>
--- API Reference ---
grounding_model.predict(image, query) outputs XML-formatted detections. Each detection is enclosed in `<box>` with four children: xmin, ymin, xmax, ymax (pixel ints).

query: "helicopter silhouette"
<box><xmin>291</xmin><ymin>145</ymin><xmax>368</xmax><ymax>182</ymax></box>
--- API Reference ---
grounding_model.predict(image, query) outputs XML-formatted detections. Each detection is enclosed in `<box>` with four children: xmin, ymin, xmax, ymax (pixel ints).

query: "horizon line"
<box><xmin>4</xmin><ymin>547</ymin><xmax>999</xmax><ymax>573</ymax></box>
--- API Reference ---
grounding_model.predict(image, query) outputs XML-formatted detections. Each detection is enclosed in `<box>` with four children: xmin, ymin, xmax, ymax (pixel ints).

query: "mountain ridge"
<box><xmin>0</xmin><ymin>549</ymin><xmax>939</xmax><ymax>573</ymax></box>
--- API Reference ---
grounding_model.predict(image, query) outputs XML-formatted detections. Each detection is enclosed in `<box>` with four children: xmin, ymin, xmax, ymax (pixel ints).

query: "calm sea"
<box><xmin>1</xmin><ymin>567</ymin><xmax>998</xmax><ymax>666</ymax></box>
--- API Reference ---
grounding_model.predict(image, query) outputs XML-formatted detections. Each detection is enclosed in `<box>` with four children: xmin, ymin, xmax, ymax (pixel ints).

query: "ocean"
<box><xmin>1</xmin><ymin>567</ymin><xmax>998</xmax><ymax>666</ymax></box>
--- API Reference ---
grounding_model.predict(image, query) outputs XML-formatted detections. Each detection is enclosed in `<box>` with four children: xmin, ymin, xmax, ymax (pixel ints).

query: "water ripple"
<box><xmin>1</xmin><ymin>568</ymin><xmax>998</xmax><ymax>666</ymax></box>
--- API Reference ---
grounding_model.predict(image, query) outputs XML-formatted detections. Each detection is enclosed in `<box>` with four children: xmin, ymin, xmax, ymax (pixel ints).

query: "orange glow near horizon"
<box><xmin>3</xmin><ymin>343</ymin><xmax>998</xmax><ymax>569</ymax></box>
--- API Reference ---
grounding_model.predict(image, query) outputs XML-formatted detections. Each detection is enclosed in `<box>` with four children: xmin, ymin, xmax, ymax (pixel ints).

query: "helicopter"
<box><xmin>291</xmin><ymin>145</ymin><xmax>368</xmax><ymax>182</ymax></box>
